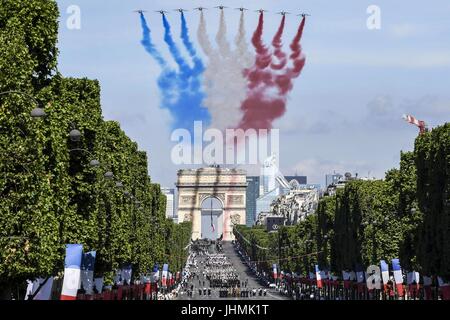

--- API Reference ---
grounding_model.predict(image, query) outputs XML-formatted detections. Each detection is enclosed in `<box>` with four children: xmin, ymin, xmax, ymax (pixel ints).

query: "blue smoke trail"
<box><xmin>139</xmin><ymin>13</ymin><xmax>210</xmax><ymax>134</ymax></box>
<box><xmin>162</xmin><ymin>14</ymin><xmax>191</xmax><ymax>73</ymax></box>
<box><xmin>160</xmin><ymin>14</ymin><xmax>210</xmax><ymax>131</ymax></box>
<box><xmin>180</xmin><ymin>12</ymin><xmax>203</xmax><ymax>76</ymax></box>
<box><xmin>140</xmin><ymin>13</ymin><xmax>166</xmax><ymax>68</ymax></box>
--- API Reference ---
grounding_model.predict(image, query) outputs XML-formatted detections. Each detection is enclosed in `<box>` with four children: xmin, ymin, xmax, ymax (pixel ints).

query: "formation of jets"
<box><xmin>133</xmin><ymin>7</ymin><xmax>310</xmax><ymax>17</ymax></box>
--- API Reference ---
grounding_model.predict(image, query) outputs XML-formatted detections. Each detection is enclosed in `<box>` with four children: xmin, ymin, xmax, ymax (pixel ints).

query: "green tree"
<box><xmin>416</xmin><ymin>124</ymin><xmax>450</xmax><ymax>279</ymax></box>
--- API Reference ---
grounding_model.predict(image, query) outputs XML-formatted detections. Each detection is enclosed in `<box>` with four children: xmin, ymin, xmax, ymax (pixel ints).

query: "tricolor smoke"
<box><xmin>238</xmin><ymin>14</ymin><xmax>307</xmax><ymax>131</ymax></box>
<box><xmin>139</xmin><ymin>12</ymin><xmax>306</xmax><ymax>135</ymax></box>
<box><xmin>197</xmin><ymin>11</ymin><xmax>254</xmax><ymax>132</ymax></box>
<box><xmin>139</xmin><ymin>13</ymin><xmax>210</xmax><ymax>134</ymax></box>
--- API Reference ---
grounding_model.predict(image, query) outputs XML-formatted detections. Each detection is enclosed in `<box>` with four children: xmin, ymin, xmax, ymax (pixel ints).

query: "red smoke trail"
<box><xmin>238</xmin><ymin>13</ymin><xmax>279</xmax><ymax>131</ymax></box>
<box><xmin>238</xmin><ymin>16</ymin><xmax>307</xmax><ymax>131</ymax></box>
<box><xmin>245</xmin><ymin>13</ymin><xmax>273</xmax><ymax>90</ymax></box>
<box><xmin>251</xmin><ymin>13</ymin><xmax>272</xmax><ymax>70</ymax></box>
<box><xmin>271</xmin><ymin>16</ymin><xmax>287</xmax><ymax>70</ymax></box>
<box><xmin>275</xmin><ymin>17</ymin><xmax>307</xmax><ymax>96</ymax></box>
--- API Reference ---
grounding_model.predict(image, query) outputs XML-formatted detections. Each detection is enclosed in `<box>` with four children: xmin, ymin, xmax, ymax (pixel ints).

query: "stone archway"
<box><xmin>176</xmin><ymin>167</ymin><xmax>247</xmax><ymax>241</ymax></box>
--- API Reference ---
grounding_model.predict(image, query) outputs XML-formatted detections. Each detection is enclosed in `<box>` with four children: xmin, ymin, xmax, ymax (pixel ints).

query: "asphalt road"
<box><xmin>177</xmin><ymin>242</ymin><xmax>288</xmax><ymax>301</ymax></box>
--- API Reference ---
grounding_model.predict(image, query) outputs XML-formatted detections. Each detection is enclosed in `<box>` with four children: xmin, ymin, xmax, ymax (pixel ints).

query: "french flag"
<box><xmin>272</xmin><ymin>264</ymin><xmax>278</xmax><ymax>280</ymax></box>
<box><xmin>438</xmin><ymin>277</ymin><xmax>450</xmax><ymax>300</ymax></box>
<box><xmin>161</xmin><ymin>264</ymin><xmax>169</xmax><ymax>287</ymax></box>
<box><xmin>60</xmin><ymin>244</ymin><xmax>83</xmax><ymax>300</ymax></box>
<box><xmin>315</xmin><ymin>265</ymin><xmax>323</xmax><ymax>288</ymax></box>
<box><xmin>121</xmin><ymin>264</ymin><xmax>132</xmax><ymax>285</ymax></box>
<box><xmin>211</xmin><ymin>214</ymin><xmax>215</xmax><ymax>232</ymax></box>
<box><xmin>342</xmin><ymin>270</ymin><xmax>351</xmax><ymax>289</ymax></box>
<box><xmin>94</xmin><ymin>277</ymin><xmax>104</xmax><ymax>294</ymax></box>
<box><xmin>423</xmin><ymin>276</ymin><xmax>432</xmax><ymax>300</ymax></box>
<box><xmin>407</xmin><ymin>271</ymin><xmax>420</xmax><ymax>298</ymax></box>
<box><xmin>151</xmin><ymin>264</ymin><xmax>159</xmax><ymax>284</ymax></box>
<box><xmin>25</xmin><ymin>277</ymin><xmax>54</xmax><ymax>300</ymax></box>
<box><xmin>380</xmin><ymin>260</ymin><xmax>390</xmax><ymax>292</ymax></box>
<box><xmin>391</xmin><ymin>259</ymin><xmax>404</xmax><ymax>297</ymax></box>
<box><xmin>356</xmin><ymin>265</ymin><xmax>365</xmax><ymax>293</ymax></box>
<box><xmin>80</xmin><ymin>251</ymin><xmax>96</xmax><ymax>295</ymax></box>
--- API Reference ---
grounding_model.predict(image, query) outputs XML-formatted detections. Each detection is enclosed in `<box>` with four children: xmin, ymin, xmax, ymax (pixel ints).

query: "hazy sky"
<box><xmin>56</xmin><ymin>0</ymin><xmax>450</xmax><ymax>187</ymax></box>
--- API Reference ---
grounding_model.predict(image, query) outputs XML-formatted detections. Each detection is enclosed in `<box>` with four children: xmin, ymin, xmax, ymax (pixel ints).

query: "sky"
<box><xmin>55</xmin><ymin>0</ymin><xmax>450</xmax><ymax>187</ymax></box>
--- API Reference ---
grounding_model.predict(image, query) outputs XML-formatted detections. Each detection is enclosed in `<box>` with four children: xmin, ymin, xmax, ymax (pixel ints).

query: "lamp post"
<box><xmin>0</xmin><ymin>90</ymin><xmax>46</xmax><ymax>174</ymax></box>
<box><xmin>0</xmin><ymin>90</ymin><xmax>47</xmax><ymax>119</ymax></box>
<box><xmin>68</xmin><ymin>148</ymin><xmax>101</xmax><ymax>168</ymax></box>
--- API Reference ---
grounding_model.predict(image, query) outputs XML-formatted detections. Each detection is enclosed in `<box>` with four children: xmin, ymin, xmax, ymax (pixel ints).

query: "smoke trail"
<box><xmin>197</xmin><ymin>11</ymin><xmax>213</xmax><ymax>56</ymax></box>
<box><xmin>235</xmin><ymin>11</ymin><xmax>254</xmax><ymax>68</ymax></box>
<box><xmin>139</xmin><ymin>13</ymin><xmax>210</xmax><ymax>134</ymax></box>
<box><xmin>271</xmin><ymin>16</ymin><xmax>287</xmax><ymax>70</ymax></box>
<box><xmin>290</xmin><ymin>17</ymin><xmax>307</xmax><ymax>73</ymax></box>
<box><xmin>245</xmin><ymin>13</ymin><xmax>274</xmax><ymax>91</ymax></box>
<box><xmin>215</xmin><ymin>10</ymin><xmax>231</xmax><ymax>58</ymax></box>
<box><xmin>251</xmin><ymin>13</ymin><xmax>272</xmax><ymax>70</ymax></box>
<box><xmin>197</xmin><ymin>9</ymin><xmax>253</xmax><ymax>132</ymax></box>
<box><xmin>180</xmin><ymin>12</ymin><xmax>198</xmax><ymax>59</ymax></box>
<box><xmin>139</xmin><ymin>13</ymin><xmax>166</xmax><ymax>68</ymax></box>
<box><xmin>162</xmin><ymin>14</ymin><xmax>190</xmax><ymax>73</ymax></box>
<box><xmin>275</xmin><ymin>17</ymin><xmax>307</xmax><ymax>95</ymax></box>
<box><xmin>180</xmin><ymin>12</ymin><xmax>205</xmax><ymax>80</ymax></box>
<box><xmin>238</xmin><ymin>15</ymin><xmax>307</xmax><ymax>131</ymax></box>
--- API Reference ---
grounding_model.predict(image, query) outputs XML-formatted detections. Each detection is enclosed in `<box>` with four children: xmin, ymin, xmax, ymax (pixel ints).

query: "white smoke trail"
<box><xmin>215</xmin><ymin>10</ymin><xmax>232</xmax><ymax>58</ymax></box>
<box><xmin>235</xmin><ymin>11</ymin><xmax>254</xmax><ymax>68</ymax></box>
<box><xmin>197</xmin><ymin>11</ymin><xmax>213</xmax><ymax>56</ymax></box>
<box><xmin>197</xmin><ymin>10</ymin><xmax>254</xmax><ymax>132</ymax></box>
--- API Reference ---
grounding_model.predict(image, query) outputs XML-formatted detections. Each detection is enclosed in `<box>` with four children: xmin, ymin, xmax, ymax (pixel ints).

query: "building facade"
<box><xmin>245</xmin><ymin>176</ymin><xmax>260</xmax><ymax>226</ymax></box>
<box><xmin>176</xmin><ymin>167</ymin><xmax>247</xmax><ymax>241</ymax></box>
<box><xmin>161</xmin><ymin>188</ymin><xmax>175</xmax><ymax>220</ymax></box>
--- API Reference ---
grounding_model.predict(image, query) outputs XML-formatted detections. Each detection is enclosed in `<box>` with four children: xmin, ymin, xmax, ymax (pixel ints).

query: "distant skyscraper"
<box><xmin>261</xmin><ymin>156</ymin><xmax>277</xmax><ymax>194</ymax></box>
<box><xmin>246</xmin><ymin>176</ymin><xmax>260</xmax><ymax>226</ymax></box>
<box><xmin>161</xmin><ymin>188</ymin><xmax>175</xmax><ymax>220</ymax></box>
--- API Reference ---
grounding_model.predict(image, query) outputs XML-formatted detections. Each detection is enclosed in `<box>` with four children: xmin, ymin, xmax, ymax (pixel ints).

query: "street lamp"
<box><xmin>0</xmin><ymin>90</ymin><xmax>46</xmax><ymax>118</ymax></box>
<box><xmin>104</xmin><ymin>171</ymin><xmax>114</xmax><ymax>180</ymax></box>
<box><xmin>69</xmin><ymin>129</ymin><xmax>82</xmax><ymax>142</ymax></box>
<box><xmin>69</xmin><ymin>148</ymin><xmax>101</xmax><ymax>168</ymax></box>
<box><xmin>89</xmin><ymin>159</ymin><xmax>100</xmax><ymax>168</ymax></box>
<box><xmin>30</xmin><ymin>107</ymin><xmax>46</xmax><ymax>118</ymax></box>
<box><xmin>115</xmin><ymin>181</ymin><xmax>124</xmax><ymax>188</ymax></box>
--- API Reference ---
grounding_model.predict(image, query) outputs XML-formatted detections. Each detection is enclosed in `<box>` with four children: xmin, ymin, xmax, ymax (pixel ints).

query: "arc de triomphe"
<box><xmin>176</xmin><ymin>167</ymin><xmax>247</xmax><ymax>241</ymax></box>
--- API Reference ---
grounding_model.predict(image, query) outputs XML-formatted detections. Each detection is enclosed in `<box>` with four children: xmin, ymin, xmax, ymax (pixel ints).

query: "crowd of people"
<box><xmin>178</xmin><ymin>239</ymin><xmax>271</xmax><ymax>299</ymax></box>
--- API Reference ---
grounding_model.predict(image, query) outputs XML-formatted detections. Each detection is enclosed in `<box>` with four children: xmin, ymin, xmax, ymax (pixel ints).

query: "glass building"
<box><xmin>246</xmin><ymin>176</ymin><xmax>260</xmax><ymax>226</ymax></box>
